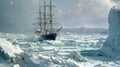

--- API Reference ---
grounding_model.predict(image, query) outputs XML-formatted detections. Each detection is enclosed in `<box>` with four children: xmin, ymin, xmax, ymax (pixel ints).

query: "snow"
<box><xmin>10</xmin><ymin>1</ymin><xmax>14</xmax><ymax>5</ymax></box>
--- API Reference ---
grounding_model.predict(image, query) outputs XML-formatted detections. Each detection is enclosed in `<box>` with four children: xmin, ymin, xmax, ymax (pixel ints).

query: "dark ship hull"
<box><xmin>39</xmin><ymin>33</ymin><xmax>57</xmax><ymax>41</ymax></box>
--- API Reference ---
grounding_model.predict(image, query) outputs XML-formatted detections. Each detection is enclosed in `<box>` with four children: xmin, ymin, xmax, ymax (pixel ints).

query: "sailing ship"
<box><xmin>34</xmin><ymin>0</ymin><xmax>62</xmax><ymax>41</ymax></box>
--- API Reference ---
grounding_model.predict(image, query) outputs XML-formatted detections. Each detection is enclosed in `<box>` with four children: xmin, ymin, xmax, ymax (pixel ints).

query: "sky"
<box><xmin>0</xmin><ymin>0</ymin><xmax>118</xmax><ymax>33</ymax></box>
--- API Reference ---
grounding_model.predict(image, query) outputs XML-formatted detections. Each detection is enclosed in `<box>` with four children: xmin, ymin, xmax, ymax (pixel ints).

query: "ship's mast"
<box><xmin>39</xmin><ymin>0</ymin><xmax>56</xmax><ymax>34</ymax></box>
<box><xmin>49</xmin><ymin>0</ymin><xmax>53</xmax><ymax>33</ymax></box>
<box><xmin>39</xmin><ymin>4</ymin><xmax>42</xmax><ymax>30</ymax></box>
<box><xmin>43</xmin><ymin>0</ymin><xmax>47</xmax><ymax>34</ymax></box>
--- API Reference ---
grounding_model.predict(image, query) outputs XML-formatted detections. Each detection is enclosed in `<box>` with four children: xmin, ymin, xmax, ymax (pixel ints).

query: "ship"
<box><xmin>34</xmin><ymin>0</ymin><xmax>62</xmax><ymax>41</ymax></box>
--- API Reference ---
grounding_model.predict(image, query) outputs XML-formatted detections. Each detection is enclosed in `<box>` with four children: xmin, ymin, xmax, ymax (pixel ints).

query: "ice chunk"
<box><xmin>0</xmin><ymin>38</ymin><xmax>24</xmax><ymax>57</ymax></box>
<box><xmin>0</xmin><ymin>38</ymin><xmax>24</xmax><ymax>60</ymax></box>
<box><xmin>67</xmin><ymin>51</ymin><xmax>86</xmax><ymax>62</ymax></box>
<box><xmin>13</xmin><ymin>64</ymin><xmax>20</xmax><ymax>67</ymax></box>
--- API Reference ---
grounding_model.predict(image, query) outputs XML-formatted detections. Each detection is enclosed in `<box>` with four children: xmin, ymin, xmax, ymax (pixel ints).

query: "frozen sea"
<box><xmin>0</xmin><ymin>29</ymin><xmax>120</xmax><ymax>67</ymax></box>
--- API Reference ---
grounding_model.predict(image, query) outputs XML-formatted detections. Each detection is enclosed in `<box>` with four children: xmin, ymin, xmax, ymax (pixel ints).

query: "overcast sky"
<box><xmin>0</xmin><ymin>0</ymin><xmax>118</xmax><ymax>33</ymax></box>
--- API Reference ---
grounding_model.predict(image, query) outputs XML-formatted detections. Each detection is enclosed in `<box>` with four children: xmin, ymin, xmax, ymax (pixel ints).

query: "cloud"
<box><xmin>111</xmin><ymin>0</ymin><xmax>120</xmax><ymax>9</ymax></box>
<box><xmin>57</xmin><ymin>0</ymin><xmax>111</xmax><ymax>28</ymax></box>
<box><xmin>105</xmin><ymin>0</ymin><xmax>114</xmax><ymax>8</ymax></box>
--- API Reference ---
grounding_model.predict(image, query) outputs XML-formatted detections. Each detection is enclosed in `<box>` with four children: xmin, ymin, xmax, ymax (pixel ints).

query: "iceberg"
<box><xmin>100</xmin><ymin>7</ymin><xmax>120</xmax><ymax>59</ymax></box>
<box><xmin>80</xmin><ymin>7</ymin><xmax>120</xmax><ymax>60</ymax></box>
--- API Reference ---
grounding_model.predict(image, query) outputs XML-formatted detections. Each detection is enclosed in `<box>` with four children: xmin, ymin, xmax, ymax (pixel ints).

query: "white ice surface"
<box><xmin>0</xmin><ymin>32</ymin><xmax>120</xmax><ymax>67</ymax></box>
<box><xmin>0</xmin><ymin>38</ymin><xmax>23</xmax><ymax>58</ymax></box>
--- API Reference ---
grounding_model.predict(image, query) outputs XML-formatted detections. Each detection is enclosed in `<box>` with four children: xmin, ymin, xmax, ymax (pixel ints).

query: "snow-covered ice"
<box><xmin>0</xmin><ymin>7</ymin><xmax>120</xmax><ymax>66</ymax></box>
<box><xmin>0</xmin><ymin>38</ymin><xmax>23</xmax><ymax>58</ymax></box>
<box><xmin>0</xmin><ymin>31</ymin><xmax>119</xmax><ymax>67</ymax></box>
